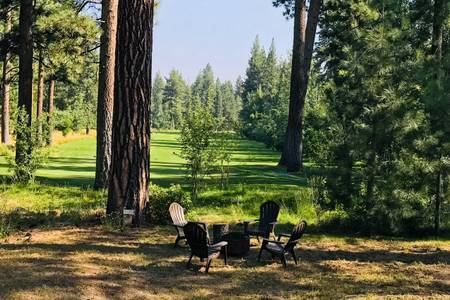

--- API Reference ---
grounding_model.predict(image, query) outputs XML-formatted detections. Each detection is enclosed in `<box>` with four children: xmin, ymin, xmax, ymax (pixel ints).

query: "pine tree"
<box><xmin>241</xmin><ymin>36</ymin><xmax>266</xmax><ymax>135</ymax></box>
<box><xmin>107</xmin><ymin>0</ymin><xmax>154</xmax><ymax>225</ymax></box>
<box><xmin>163</xmin><ymin>69</ymin><xmax>187</xmax><ymax>129</ymax></box>
<box><xmin>95</xmin><ymin>0</ymin><xmax>118</xmax><ymax>189</ymax></box>
<box><xmin>151</xmin><ymin>73</ymin><xmax>166</xmax><ymax>129</ymax></box>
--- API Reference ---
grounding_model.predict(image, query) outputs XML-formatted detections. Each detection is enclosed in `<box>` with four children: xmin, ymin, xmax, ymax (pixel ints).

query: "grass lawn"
<box><xmin>1</xmin><ymin>131</ymin><xmax>449</xmax><ymax>299</ymax></box>
<box><xmin>0</xmin><ymin>131</ymin><xmax>315</xmax><ymax>226</ymax></box>
<box><xmin>0</xmin><ymin>226</ymin><xmax>449</xmax><ymax>299</ymax></box>
<box><xmin>0</xmin><ymin>130</ymin><xmax>304</xmax><ymax>187</ymax></box>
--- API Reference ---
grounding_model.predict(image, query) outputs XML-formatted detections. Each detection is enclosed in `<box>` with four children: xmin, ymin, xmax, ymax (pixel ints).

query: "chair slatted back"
<box><xmin>285</xmin><ymin>220</ymin><xmax>307</xmax><ymax>252</ymax></box>
<box><xmin>184</xmin><ymin>222</ymin><xmax>209</xmax><ymax>258</ymax></box>
<box><xmin>169</xmin><ymin>202</ymin><xmax>186</xmax><ymax>226</ymax></box>
<box><xmin>258</xmin><ymin>201</ymin><xmax>280</xmax><ymax>233</ymax></box>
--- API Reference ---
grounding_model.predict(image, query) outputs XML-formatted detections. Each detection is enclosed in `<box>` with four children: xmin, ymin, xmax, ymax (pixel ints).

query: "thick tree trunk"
<box><xmin>107</xmin><ymin>0</ymin><xmax>154</xmax><ymax>225</ymax></box>
<box><xmin>279</xmin><ymin>0</ymin><xmax>306</xmax><ymax>170</ymax></box>
<box><xmin>47</xmin><ymin>79</ymin><xmax>55</xmax><ymax>145</ymax></box>
<box><xmin>2</xmin><ymin>6</ymin><xmax>12</xmax><ymax>145</ymax></box>
<box><xmin>94</xmin><ymin>0</ymin><xmax>118</xmax><ymax>190</ymax></box>
<box><xmin>279</xmin><ymin>0</ymin><xmax>322</xmax><ymax>172</ymax></box>
<box><xmin>16</xmin><ymin>0</ymin><xmax>34</xmax><ymax>163</ymax></box>
<box><xmin>37</xmin><ymin>50</ymin><xmax>45</xmax><ymax>143</ymax></box>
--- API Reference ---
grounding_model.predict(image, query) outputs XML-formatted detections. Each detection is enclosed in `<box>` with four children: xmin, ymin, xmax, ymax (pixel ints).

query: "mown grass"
<box><xmin>0</xmin><ymin>130</ymin><xmax>313</xmax><ymax>235</ymax></box>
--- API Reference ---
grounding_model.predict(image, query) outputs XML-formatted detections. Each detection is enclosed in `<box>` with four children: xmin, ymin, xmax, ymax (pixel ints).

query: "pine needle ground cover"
<box><xmin>0</xmin><ymin>226</ymin><xmax>448</xmax><ymax>299</ymax></box>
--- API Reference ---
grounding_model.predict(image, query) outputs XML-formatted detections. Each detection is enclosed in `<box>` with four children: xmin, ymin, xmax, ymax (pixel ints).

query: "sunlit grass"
<box><xmin>0</xmin><ymin>130</ymin><xmax>314</xmax><ymax>233</ymax></box>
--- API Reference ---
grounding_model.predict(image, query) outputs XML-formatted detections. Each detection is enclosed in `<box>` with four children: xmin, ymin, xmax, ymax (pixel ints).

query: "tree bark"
<box><xmin>434</xmin><ymin>169</ymin><xmax>443</xmax><ymax>233</ymax></box>
<box><xmin>2</xmin><ymin>6</ymin><xmax>12</xmax><ymax>145</ymax></box>
<box><xmin>432</xmin><ymin>0</ymin><xmax>444</xmax><ymax>60</ymax></box>
<box><xmin>37</xmin><ymin>50</ymin><xmax>45</xmax><ymax>143</ymax></box>
<box><xmin>47</xmin><ymin>79</ymin><xmax>55</xmax><ymax>145</ymax></box>
<box><xmin>279</xmin><ymin>0</ymin><xmax>322</xmax><ymax>172</ymax></box>
<box><xmin>431</xmin><ymin>0</ymin><xmax>445</xmax><ymax>234</ymax></box>
<box><xmin>94</xmin><ymin>0</ymin><xmax>118</xmax><ymax>190</ymax></box>
<box><xmin>17</xmin><ymin>0</ymin><xmax>34</xmax><ymax>163</ymax></box>
<box><xmin>107</xmin><ymin>0</ymin><xmax>154</xmax><ymax>225</ymax></box>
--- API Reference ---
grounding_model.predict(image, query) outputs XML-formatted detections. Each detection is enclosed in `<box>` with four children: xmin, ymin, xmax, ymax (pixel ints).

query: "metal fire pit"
<box><xmin>221</xmin><ymin>232</ymin><xmax>250</xmax><ymax>257</ymax></box>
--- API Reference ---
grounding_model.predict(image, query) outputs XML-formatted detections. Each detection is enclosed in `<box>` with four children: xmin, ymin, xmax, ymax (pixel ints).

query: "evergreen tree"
<box><xmin>192</xmin><ymin>63</ymin><xmax>216</xmax><ymax>110</ymax></box>
<box><xmin>163</xmin><ymin>69</ymin><xmax>187</xmax><ymax>129</ymax></box>
<box><xmin>107</xmin><ymin>0</ymin><xmax>154</xmax><ymax>225</ymax></box>
<box><xmin>151</xmin><ymin>72</ymin><xmax>166</xmax><ymax>129</ymax></box>
<box><xmin>95</xmin><ymin>0</ymin><xmax>118</xmax><ymax>189</ymax></box>
<box><xmin>241</xmin><ymin>36</ymin><xmax>265</xmax><ymax>135</ymax></box>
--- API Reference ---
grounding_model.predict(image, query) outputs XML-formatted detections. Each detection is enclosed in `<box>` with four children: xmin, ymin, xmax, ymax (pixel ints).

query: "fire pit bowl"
<box><xmin>221</xmin><ymin>232</ymin><xmax>250</xmax><ymax>257</ymax></box>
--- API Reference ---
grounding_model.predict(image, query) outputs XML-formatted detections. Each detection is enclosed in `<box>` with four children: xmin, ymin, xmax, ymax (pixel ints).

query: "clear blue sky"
<box><xmin>153</xmin><ymin>0</ymin><xmax>294</xmax><ymax>83</ymax></box>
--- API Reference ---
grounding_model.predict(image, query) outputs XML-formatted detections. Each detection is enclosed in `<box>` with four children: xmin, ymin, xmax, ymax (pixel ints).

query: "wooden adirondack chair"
<box><xmin>169</xmin><ymin>202</ymin><xmax>188</xmax><ymax>247</ymax></box>
<box><xmin>184</xmin><ymin>222</ymin><xmax>228</xmax><ymax>273</ymax></box>
<box><xmin>243</xmin><ymin>201</ymin><xmax>280</xmax><ymax>240</ymax></box>
<box><xmin>258</xmin><ymin>220</ymin><xmax>307</xmax><ymax>268</ymax></box>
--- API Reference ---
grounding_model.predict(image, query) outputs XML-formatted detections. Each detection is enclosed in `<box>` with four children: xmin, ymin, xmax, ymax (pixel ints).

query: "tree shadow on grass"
<box><xmin>1</xmin><ymin>226</ymin><xmax>449</xmax><ymax>298</ymax></box>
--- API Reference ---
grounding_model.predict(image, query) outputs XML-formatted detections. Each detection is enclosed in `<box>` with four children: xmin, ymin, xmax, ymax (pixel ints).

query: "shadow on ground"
<box><xmin>0</xmin><ymin>226</ymin><xmax>448</xmax><ymax>299</ymax></box>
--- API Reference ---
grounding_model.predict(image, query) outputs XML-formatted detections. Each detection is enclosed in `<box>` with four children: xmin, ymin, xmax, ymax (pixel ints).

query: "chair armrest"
<box><xmin>209</xmin><ymin>241</ymin><xmax>228</xmax><ymax>249</ymax></box>
<box><xmin>243</xmin><ymin>219</ymin><xmax>258</xmax><ymax>224</ymax></box>
<box><xmin>277</xmin><ymin>233</ymin><xmax>291</xmax><ymax>241</ymax></box>
<box><xmin>262</xmin><ymin>238</ymin><xmax>284</xmax><ymax>245</ymax></box>
<box><xmin>172</xmin><ymin>222</ymin><xmax>186</xmax><ymax>228</ymax></box>
<box><xmin>191</xmin><ymin>221</ymin><xmax>207</xmax><ymax>230</ymax></box>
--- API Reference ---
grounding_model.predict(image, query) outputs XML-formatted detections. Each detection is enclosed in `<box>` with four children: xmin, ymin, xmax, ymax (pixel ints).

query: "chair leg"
<box><xmin>291</xmin><ymin>250</ymin><xmax>298</xmax><ymax>265</ymax></box>
<box><xmin>205</xmin><ymin>258</ymin><xmax>213</xmax><ymax>273</ymax></box>
<box><xmin>280</xmin><ymin>255</ymin><xmax>287</xmax><ymax>269</ymax></box>
<box><xmin>186</xmin><ymin>253</ymin><xmax>193</xmax><ymax>269</ymax></box>
<box><xmin>258</xmin><ymin>247</ymin><xmax>264</xmax><ymax>262</ymax></box>
<box><xmin>223</xmin><ymin>247</ymin><xmax>228</xmax><ymax>266</ymax></box>
<box><xmin>174</xmin><ymin>235</ymin><xmax>180</xmax><ymax>248</ymax></box>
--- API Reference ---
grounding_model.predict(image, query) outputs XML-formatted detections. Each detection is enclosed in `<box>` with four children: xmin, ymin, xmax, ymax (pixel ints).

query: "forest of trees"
<box><xmin>151</xmin><ymin>64</ymin><xmax>242</xmax><ymax>130</ymax></box>
<box><xmin>0</xmin><ymin>0</ymin><xmax>449</xmax><ymax>234</ymax></box>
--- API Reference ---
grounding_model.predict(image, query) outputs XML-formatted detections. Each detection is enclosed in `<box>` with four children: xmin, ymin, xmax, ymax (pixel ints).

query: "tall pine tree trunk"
<box><xmin>47</xmin><ymin>79</ymin><xmax>55</xmax><ymax>145</ymax></box>
<box><xmin>94</xmin><ymin>0</ymin><xmax>118</xmax><ymax>189</ymax></box>
<box><xmin>17</xmin><ymin>0</ymin><xmax>34</xmax><ymax>163</ymax></box>
<box><xmin>2</xmin><ymin>6</ymin><xmax>12</xmax><ymax>144</ymax></box>
<box><xmin>37</xmin><ymin>50</ymin><xmax>45</xmax><ymax>143</ymax></box>
<box><xmin>279</xmin><ymin>0</ymin><xmax>306</xmax><ymax>170</ymax></box>
<box><xmin>279</xmin><ymin>0</ymin><xmax>321</xmax><ymax>172</ymax></box>
<box><xmin>107</xmin><ymin>0</ymin><xmax>154</xmax><ymax>225</ymax></box>
<box><xmin>432</xmin><ymin>0</ymin><xmax>445</xmax><ymax>234</ymax></box>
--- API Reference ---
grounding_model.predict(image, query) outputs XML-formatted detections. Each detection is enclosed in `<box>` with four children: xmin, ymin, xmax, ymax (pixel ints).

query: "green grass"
<box><xmin>0</xmin><ymin>130</ymin><xmax>313</xmax><ymax>231</ymax></box>
<box><xmin>0</xmin><ymin>130</ymin><xmax>305</xmax><ymax>188</ymax></box>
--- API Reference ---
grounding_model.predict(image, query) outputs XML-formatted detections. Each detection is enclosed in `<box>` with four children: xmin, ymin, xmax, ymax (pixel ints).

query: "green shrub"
<box><xmin>317</xmin><ymin>208</ymin><xmax>350</xmax><ymax>232</ymax></box>
<box><xmin>0</xmin><ymin>212</ymin><xmax>14</xmax><ymax>238</ymax></box>
<box><xmin>8</xmin><ymin>109</ymin><xmax>49</xmax><ymax>183</ymax></box>
<box><xmin>145</xmin><ymin>184</ymin><xmax>192</xmax><ymax>225</ymax></box>
<box><xmin>0</xmin><ymin>144</ymin><xmax>13</xmax><ymax>157</ymax></box>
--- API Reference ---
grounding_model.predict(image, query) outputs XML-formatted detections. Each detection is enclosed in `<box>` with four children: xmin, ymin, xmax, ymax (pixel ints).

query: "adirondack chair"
<box><xmin>258</xmin><ymin>220</ymin><xmax>307</xmax><ymax>268</ymax></box>
<box><xmin>243</xmin><ymin>201</ymin><xmax>280</xmax><ymax>240</ymax></box>
<box><xmin>184</xmin><ymin>222</ymin><xmax>228</xmax><ymax>273</ymax></box>
<box><xmin>169</xmin><ymin>202</ymin><xmax>188</xmax><ymax>247</ymax></box>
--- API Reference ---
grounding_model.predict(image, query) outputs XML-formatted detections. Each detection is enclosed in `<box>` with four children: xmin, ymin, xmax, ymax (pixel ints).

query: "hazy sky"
<box><xmin>153</xmin><ymin>0</ymin><xmax>294</xmax><ymax>83</ymax></box>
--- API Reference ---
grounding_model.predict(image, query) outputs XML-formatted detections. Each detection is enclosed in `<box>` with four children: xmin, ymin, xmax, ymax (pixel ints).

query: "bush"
<box><xmin>8</xmin><ymin>109</ymin><xmax>49</xmax><ymax>183</ymax></box>
<box><xmin>317</xmin><ymin>208</ymin><xmax>350</xmax><ymax>233</ymax></box>
<box><xmin>145</xmin><ymin>184</ymin><xmax>192</xmax><ymax>225</ymax></box>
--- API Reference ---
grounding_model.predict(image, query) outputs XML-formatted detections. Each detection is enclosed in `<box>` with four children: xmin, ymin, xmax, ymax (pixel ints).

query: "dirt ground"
<box><xmin>0</xmin><ymin>226</ymin><xmax>449</xmax><ymax>299</ymax></box>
